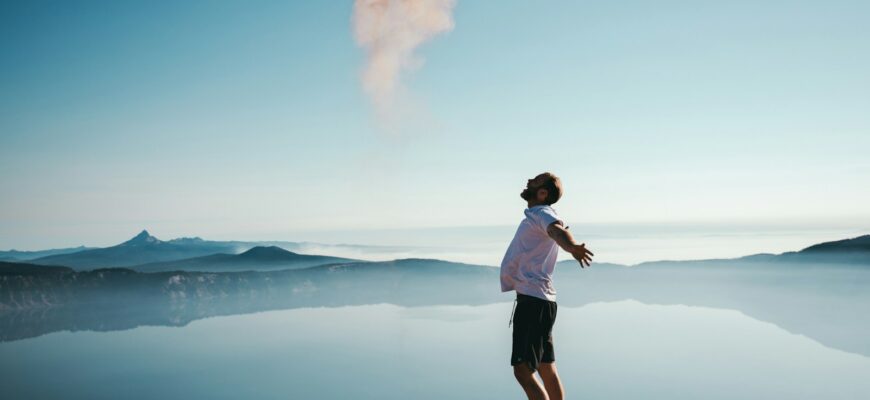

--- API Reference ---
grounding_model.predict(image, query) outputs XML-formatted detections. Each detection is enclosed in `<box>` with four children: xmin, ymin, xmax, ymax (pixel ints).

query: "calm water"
<box><xmin>2</xmin><ymin>300</ymin><xmax>868</xmax><ymax>399</ymax></box>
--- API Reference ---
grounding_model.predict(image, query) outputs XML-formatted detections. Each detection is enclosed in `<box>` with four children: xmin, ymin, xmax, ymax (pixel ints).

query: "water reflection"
<box><xmin>1</xmin><ymin>301</ymin><xmax>868</xmax><ymax>400</ymax></box>
<box><xmin>2</xmin><ymin>261</ymin><xmax>867</xmax><ymax>359</ymax></box>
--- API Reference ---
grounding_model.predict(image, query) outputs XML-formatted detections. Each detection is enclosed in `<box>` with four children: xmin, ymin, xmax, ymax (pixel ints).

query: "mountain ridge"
<box><xmin>18</xmin><ymin>231</ymin><xmax>870</xmax><ymax>271</ymax></box>
<box><xmin>129</xmin><ymin>245</ymin><xmax>358</xmax><ymax>273</ymax></box>
<box><xmin>22</xmin><ymin>230</ymin><xmax>419</xmax><ymax>270</ymax></box>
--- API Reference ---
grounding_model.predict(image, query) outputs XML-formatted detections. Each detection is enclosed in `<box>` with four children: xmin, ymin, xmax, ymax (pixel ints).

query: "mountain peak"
<box><xmin>123</xmin><ymin>230</ymin><xmax>161</xmax><ymax>245</ymax></box>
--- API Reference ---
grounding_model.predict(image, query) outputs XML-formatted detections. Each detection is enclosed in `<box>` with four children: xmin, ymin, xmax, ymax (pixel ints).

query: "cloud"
<box><xmin>352</xmin><ymin>0</ymin><xmax>456</xmax><ymax>127</ymax></box>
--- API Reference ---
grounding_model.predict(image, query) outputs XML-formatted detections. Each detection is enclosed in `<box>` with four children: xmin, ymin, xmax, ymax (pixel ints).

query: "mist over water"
<box><xmin>280</xmin><ymin>224</ymin><xmax>868</xmax><ymax>265</ymax></box>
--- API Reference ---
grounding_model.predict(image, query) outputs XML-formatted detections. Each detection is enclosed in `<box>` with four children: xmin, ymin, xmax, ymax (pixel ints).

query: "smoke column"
<box><xmin>352</xmin><ymin>0</ymin><xmax>456</xmax><ymax>124</ymax></box>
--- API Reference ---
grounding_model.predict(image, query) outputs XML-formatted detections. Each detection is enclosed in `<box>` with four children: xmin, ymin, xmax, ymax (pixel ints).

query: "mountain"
<box><xmin>625</xmin><ymin>234</ymin><xmax>870</xmax><ymax>268</ymax></box>
<box><xmin>786</xmin><ymin>234</ymin><xmax>870</xmax><ymax>262</ymax></box>
<box><xmin>28</xmin><ymin>230</ymin><xmax>245</xmax><ymax>270</ymax></box>
<box><xmin>736</xmin><ymin>234</ymin><xmax>870</xmax><ymax>265</ymax></box>
<box><xmin>129</xmin><ymin>246</ymin><xmax>358</xmax><ymax>272</ymax></box>
<box><xmin>21</xmin><ymin>230</ymin><xmax>417</xmax><ymax>271</ymax></box>
<box><xmin>801</xmin><ymin>234</ymin><xmax>870</xmax><ymax>252</ymax></box>
<box><xmin>0</xmin><ymin>246</ymin><xmax>94</xmax><ymax>261</ymax></box>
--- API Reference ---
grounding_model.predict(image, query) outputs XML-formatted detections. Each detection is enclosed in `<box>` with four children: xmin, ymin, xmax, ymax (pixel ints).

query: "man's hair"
<box><xmin>541</xmin><ymin>173</ymin><xmax>562</xmax><ymax>205</ymax></box>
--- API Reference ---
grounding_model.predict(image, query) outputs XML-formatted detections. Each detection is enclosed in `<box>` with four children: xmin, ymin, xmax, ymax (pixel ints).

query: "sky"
<box><xmin>1</xmin><ymin>0</ymin><xmax>869</xmax><ymax>251</ymax></box>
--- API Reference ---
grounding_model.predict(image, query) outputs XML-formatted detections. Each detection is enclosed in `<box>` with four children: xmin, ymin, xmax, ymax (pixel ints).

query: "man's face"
<box><xmin>520</xmin><ymin>174</ymin><xmax>550</xmax><ymax>202</ymax></box>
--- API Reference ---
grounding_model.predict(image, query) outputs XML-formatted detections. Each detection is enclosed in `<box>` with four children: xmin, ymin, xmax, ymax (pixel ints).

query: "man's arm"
<box><xmin>546</xmin><ymin>221</ymin><xmax>594</xmax><ymax>267</ymax></box>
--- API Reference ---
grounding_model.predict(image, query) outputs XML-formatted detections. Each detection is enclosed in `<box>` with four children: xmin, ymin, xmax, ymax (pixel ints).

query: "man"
<box><xmin>500</xmin><ymin>172</ymin><xmax>594</xmax><ymax>400</ymax></box>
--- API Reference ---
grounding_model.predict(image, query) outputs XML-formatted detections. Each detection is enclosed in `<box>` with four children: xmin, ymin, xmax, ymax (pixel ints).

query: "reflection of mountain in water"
<box><xmin>1</xmin><ymin>234</ymin><xmax>868</xmax><ymax>358</ymax></box>
<box><xmin>555</xmin><ymin>261</ymin><xmax>869</xmax><ymax>357</ymax></box>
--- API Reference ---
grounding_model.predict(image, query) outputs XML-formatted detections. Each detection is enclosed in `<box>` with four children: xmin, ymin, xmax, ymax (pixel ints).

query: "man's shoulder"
<box><xmin>535</xmin><ymin>204</ymin><xmax>558</xmax><ymax>212</ymax></box>
<box><xmin>528</xmin><ymin>204</ymin><xmax>558</xmax><ymax>215</ymax></box>
<box><xmin>531</xmin><ymin>205</ymin><xmax>561</xmax><ymax>223</ymax></box>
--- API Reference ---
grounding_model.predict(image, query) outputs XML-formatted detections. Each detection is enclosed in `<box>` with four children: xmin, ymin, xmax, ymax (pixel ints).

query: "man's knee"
<box><xmin>538</xmin><ymin>361</ymin><xmax>558</xmax><ymax>377</ymax></box>
<box><xmin>513</xmin><ymin>361</ymin><xmax>537</xmax><ymax>383</ymax></box>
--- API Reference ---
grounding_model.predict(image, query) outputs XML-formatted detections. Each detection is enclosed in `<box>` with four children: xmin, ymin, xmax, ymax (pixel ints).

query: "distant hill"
<box><xmin>17</xmin><ymin>230</ymin><xmax>870</xmax><ymax>272</ymax></box>
<box><xmin>801</xmin><ymin>234</ymin><xmax>870</xmax><ymax>252</ymax></box>
<box><xmin>27</xmin><ymin>230</ymin><xmax>249</xmax><ymax>270</ymax></box>
<box><xmin>788</xmin><ymin>234</ymin><xmax>870</xmax><ymax>262</ymax></box>
<box><xmin>130</xmin><ymin>246</ymin><xmax>358</xmax><ymax>272</ymax></box>
<box><xmin>624</xmin><ymin>234</ymin><xmax>870</xmax><ymax>268</ymax></box>
<box><xmin>737</xmin><ymin>234</ymin><xmax>870</xmax><ymax>265</ymax></box>
<box><xmin>0</xmin><ymin>246</ymin><xmax>94</xmax><ymax>262</ymax></box>
<box><xmin>21</xmin><ymin>230</ymin><xmax>415</xmax><ymax>271</ymax></box>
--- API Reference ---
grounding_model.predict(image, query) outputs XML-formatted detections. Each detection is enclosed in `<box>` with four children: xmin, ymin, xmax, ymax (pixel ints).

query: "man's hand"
<box><xmin>570</xmin><ymin>243</ymin><xmax>594</xmax><ymax>268</ymax></box>
<box><xmin>547</xmin><ymin>221</ymin><xmax>595</xmax><ymax>268</ymax></box>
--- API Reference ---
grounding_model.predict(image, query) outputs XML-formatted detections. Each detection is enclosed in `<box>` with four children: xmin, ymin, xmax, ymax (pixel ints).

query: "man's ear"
<box><xmin>537</xmin><ymin>188</ymin><xmax>548</xmax><ymax>202</ymax></box>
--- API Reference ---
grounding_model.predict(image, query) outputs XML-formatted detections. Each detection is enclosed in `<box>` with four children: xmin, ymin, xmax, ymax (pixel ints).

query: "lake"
<box><xmin>2</xmin><ymin>299</ymin><xmax>868</xmax><ymax>399</ymax></box>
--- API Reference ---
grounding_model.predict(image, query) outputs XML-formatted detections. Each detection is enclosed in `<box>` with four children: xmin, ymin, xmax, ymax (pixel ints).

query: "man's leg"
<box><xmin>513</xmin><ymin>362</ymin><xmax>549</xmax><ymax>400</ymax></box>
<box><xmin>537</xmin><ymin>362</ymin><xmax>564</xmax><ymax>400</ymax></box>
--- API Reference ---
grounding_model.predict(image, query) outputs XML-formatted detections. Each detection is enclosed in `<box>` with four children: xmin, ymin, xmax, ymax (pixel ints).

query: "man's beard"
<box><xmin>520</xmin><ymin>187</ymin><xmax>532</xmax><ymax>200</ymax></box>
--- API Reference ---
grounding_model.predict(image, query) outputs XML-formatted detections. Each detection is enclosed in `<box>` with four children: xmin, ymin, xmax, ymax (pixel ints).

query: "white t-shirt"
<box><xmin>500</xmin><ymin>204</ymin><xmax>564</xmax><ymax>302</ymax></box>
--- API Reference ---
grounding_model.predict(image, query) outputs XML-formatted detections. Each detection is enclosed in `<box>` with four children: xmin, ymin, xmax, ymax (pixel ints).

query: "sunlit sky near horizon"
<box><xmin>2</xmin><ymin>0</ymin><xmax>869</xmax><ymax>250</ymax></box>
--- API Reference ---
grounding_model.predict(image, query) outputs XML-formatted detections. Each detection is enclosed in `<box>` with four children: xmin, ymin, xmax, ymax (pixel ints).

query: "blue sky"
<box><xmin>1</xmin><ymin>0</ymin><xmax>869</xmax><ymax>249</ymax></box>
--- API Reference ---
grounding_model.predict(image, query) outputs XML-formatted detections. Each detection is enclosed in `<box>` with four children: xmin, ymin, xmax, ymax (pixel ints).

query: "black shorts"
<box><xmin>509</xmin><ymin>292</ymin><xmax>557</xmax><ymax>372</ymax></box>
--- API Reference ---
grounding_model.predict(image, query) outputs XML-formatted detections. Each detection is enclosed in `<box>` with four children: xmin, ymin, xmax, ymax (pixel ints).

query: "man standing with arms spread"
<box><xmin>501</xmin><ymin>172</ymin><xmax>594</xmax><ymax>400</ymax></box>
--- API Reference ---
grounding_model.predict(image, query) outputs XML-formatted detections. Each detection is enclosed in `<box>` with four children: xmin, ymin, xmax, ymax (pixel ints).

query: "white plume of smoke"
<box><xmin>353</xmin><ymin>0</ymin><xmax>456</xmax><ymax>125</ymax></box>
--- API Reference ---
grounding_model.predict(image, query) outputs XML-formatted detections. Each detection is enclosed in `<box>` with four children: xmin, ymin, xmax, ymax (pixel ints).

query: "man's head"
<box><xmin>520</xmin><ymin>172</ymin><xmax>562</xmax><ymax>206</ymax></box>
